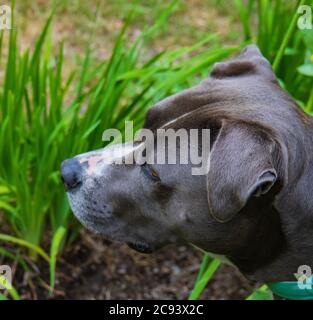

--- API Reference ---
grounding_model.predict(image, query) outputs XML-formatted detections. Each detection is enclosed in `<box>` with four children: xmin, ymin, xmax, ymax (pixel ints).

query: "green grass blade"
<box><xmin>195</xmin><ymin>254</ymin><xmax>212</xmax><ymax>283</ymax></box>
<box><xmin>49</xmin><ymin>226</ymin><xmax>66</xmax><ymax>294</ymax></box>
<box><xmin>0</xmin><ymin>276</ymin><xmax>20</xmax><ymax>300</ymax></box>
<box><xmin>0</xmin><ymin>234</ymin><xmax>49</xmax><ymax>262</ymax></box>
<box><xmin>272</xmin><ymin>0</ymin><xmax>306</xmax><ymax>72</ymax></box>
<box><xmin>189</xmin><ymin>259</ymin><xmax>221</xmax><ymax>300</ymax></box>
<box><xmin>246</xmin><ymin>285</ymin><xmax>274</xmax><ymax>300</ymax></box>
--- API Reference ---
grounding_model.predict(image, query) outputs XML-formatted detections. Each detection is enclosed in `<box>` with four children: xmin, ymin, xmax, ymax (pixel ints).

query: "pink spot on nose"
<box><xmin>79</xmin><ymin>155</ymin><xmax>104</xmax><ymax>174</ymax></box>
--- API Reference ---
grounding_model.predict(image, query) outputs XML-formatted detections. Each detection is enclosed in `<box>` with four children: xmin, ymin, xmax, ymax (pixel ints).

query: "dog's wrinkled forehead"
<box><xmin>143</xmin><ymin>45</ymin><xmax>278</xmax><ymax>130</ymax></box>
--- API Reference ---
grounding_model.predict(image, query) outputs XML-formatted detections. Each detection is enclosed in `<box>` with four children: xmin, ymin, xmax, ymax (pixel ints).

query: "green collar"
<box><xmin>267</xmin><ymin>278</ymin><xmax>313</xmax><ymax>300</ymax></box>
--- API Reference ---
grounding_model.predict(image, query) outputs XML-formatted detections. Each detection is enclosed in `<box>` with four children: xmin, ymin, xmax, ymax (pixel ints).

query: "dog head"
<box><xmin>61</xmin><ymin>45</ymin><xmax>313</xmax><ymax>281</ymax></box>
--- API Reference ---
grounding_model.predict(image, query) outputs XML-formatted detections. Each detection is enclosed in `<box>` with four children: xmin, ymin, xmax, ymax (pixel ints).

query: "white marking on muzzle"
<box><xmin>78</xmin><ymin>142</ymin><xmax>144</xmax><ymax>175</ymax></box>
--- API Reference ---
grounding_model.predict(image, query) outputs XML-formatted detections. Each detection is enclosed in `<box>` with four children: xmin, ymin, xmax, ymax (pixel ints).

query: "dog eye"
<box><xmin>141</xmin><ymin>163</ymin><xmax>160</xmax><ymax>182</ymax></box>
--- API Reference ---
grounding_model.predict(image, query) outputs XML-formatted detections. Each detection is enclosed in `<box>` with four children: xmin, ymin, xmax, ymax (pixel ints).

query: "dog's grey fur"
<box><xmin>61</xmin><ymin>45</ymin><xmax>313</xmax><ymax>283</ymax></box>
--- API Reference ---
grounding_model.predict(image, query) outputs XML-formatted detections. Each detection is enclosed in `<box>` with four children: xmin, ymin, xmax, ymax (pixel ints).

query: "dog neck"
<box><xmin>226</xmin><ymin>201</ymin><xmax>288</xmax><ymax>282</ymax></box>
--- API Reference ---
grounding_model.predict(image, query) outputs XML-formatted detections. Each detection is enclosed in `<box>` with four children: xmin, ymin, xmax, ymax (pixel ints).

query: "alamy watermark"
<box><xmin>100</xmin><ymin>121</ymin><xmax>211</xmax><ymax>175</ymax></box>
<box><xmin>0</xmin><ymin>265</ymin><xmax>12</xmax><ymax>290</ymax></box>
<box><xmin>297</xmin><ymin>5</ymin><xmax>312</xmax><ymax>30</ymax></box>
<box><xmin>0</xmin><ymin>5</ymin><xmax>11</xmax><ymax>30</ymax></box>
<box><xmin>295</xmin><ymin>265</ymin><xmax>312</xmax><ymax>290</ymax></box>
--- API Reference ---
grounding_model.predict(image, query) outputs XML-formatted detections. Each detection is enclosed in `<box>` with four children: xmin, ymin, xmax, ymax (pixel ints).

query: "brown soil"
<box><xmin>13</xmin><ymin>230</ymin><xmax>254</xmax><ymax>300</ymax></box>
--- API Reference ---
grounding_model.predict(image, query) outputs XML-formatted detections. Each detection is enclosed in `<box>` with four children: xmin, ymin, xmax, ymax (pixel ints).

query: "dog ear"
<box><xmin>210</xmin><ymin>45</ymin><xmax>277</xmax><ymax>82</ymax></box>
<box><xmin>207</xmin><ymin>121</ymin><xmax>279</xmax><ymax>223</ymax></box>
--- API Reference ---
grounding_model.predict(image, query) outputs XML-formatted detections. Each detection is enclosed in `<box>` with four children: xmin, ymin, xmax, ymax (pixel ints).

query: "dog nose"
<box><xmin>61</xmin><ymin>158</ymin><xmax>82</xmax><ymax>191</ymax></box>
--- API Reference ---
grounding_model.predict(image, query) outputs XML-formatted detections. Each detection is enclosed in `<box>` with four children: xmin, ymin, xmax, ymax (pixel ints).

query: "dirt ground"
<box><xmin>56</xmin><ymin>233</ymin><xmax>254</xmax><ymax>300</ymax></box>
<box><xmin>11</xmin><ymin>230</ymin><xmax>254</xmax><ymax>300</ymax></box>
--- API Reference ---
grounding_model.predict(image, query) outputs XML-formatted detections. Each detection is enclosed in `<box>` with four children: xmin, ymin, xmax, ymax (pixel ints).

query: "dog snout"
<box><xmin>61</xmin><ymin>158</ymin><xmax>83</xmax><ymax>191</ymax></box>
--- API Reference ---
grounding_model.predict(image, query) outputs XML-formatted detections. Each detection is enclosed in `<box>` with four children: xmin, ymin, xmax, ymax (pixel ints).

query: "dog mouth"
<box><xmin>127</xmin><ymin>241</ymin><xmax>155</xmax><ymax>254</ymax></box>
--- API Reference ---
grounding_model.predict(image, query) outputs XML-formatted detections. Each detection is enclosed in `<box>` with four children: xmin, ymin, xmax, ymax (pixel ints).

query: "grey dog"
<box><xmin>61</xmin><ymin>45</ymin><xmax>313</xmax><ymax>283</ymax></box>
